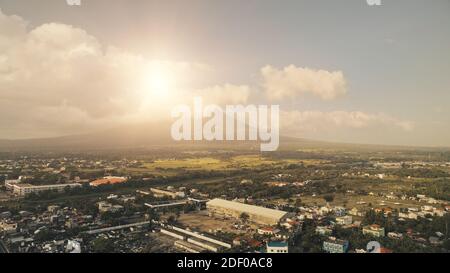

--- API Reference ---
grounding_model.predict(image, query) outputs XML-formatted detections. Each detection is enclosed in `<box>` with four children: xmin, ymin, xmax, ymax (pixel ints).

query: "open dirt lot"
<box><xmin>177</xmin><ymin>211</ymin><xmax>255</xmax><ymax>235</ymax></box>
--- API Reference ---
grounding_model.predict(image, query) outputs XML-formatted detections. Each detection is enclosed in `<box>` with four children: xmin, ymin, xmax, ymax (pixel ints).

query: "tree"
<box><xmin>240</xmin><ymin>212</ymin><xmax>250</xmax><ymax>223</ymax></box>
<box><xmin>323</xmin><ymin>194</ymin><xmax>335</xmax><ymax>203</ymax></box>
<box><xmin>167</xmin><ymin>215</ymin><xmax>177</xmax><ymax>225</ymax></box>
<box><xmin>147</xmin><ymin>209</ymin><xmax>160</xmax><ymax>221</ymax></box>
<box><xmin>443</xmin><ymin>239</ymin><xmax>450</xmax><ymax>251</ymax></box>
<box><xmin>92</xmin><ymin>237</ymin><xmax>115</xmax><ymax>253</ymax></box>
<box><xmin>343</xmin><ymin>200</ymin><xmax>348</xmax><ymax>208</ymax></box>
<box><xmin>34</xmin><ymin>229</ymin><xmax>56</xmax><ymax>242</ymax></box>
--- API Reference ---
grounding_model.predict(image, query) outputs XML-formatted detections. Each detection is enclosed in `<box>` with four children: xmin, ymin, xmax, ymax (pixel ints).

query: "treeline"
<box><xmin>22</xmin><ymin>169</ymin><xmax>243</xmax><ymax>202</ymax></box>
<box><xmin>408</xmin><ymin>179</ymin><xmax>450</xmax><ymax>201</ymax></box>
<box><xmin>393</xmin><ymin>168</ymin><xmax>449</xmax><ymax>178</ymax></box>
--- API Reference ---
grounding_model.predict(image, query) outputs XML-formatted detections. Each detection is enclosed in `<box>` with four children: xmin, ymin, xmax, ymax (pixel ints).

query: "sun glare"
<box><xmin>142</xmin><ymin>62</ymin><xmax>175</xmax><ymax>102</ymax></box>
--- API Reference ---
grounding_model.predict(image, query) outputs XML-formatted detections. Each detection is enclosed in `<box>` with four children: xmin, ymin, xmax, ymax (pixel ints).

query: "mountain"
<box><xmin>0</xmin><ymin>122</ymin><xmax>173</xmax><ymax>151</ymax></box>
<box><xmin>0</xmin><ymin>122</ymin><xmax>447</xmax><ymax>152</ymax></box>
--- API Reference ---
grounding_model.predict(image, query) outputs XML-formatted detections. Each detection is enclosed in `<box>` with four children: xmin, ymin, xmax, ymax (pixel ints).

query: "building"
<box><xmin>363</xmin><ymin>224</ymin><xmax>385</xmax><ymax>237</ymax></box>
<box><xmin>388</xmin><ymin>232</ymin><xmax>403</xmax><ymax>239</ymax></box>
<box><xmin>187</xmin><ymin>238</ymin><xmax>220</xmax><ymax>252</ymax></box>
<box><xmin>429</xmin><ymin>236</ymin><xmax>442</xmax><ymax>246</ymax></box>
<box><xmin>257</xmin><ymin>227</ymin><xmax>280</xmax><ymax>236</ymax></box>
<box><xmin>90</xmin><ymin>176</ymin><xmax>127</xmax><ymax>187</ymax></box>
<box><xmin>349</xmin><ymin>207</ymin><xmax>364</xmax><ymax>217</ymax></box>
<box><xmin>11</xmin><ymin>183</ymin><xmax>82</xmax><ymax>196</ymax></box>
<box><xmin>174</xmin><ymin>240</ymin><xmax>204</xmax><ymax>253</ymax></box>
<box><xmin>0</xmin><ymin>211</ymin><xmax>11</xmax><ymax>219</ymax></box>
<box><xmin>170</xmin><ymin>226</ymin><xmax>232</xmax><ymax>249</ymax></box>
<box><xmin>66</xmin><ymin>240</ymin><xmax>81</xmax><ymax>253</ymax></box>
<box><xmin>316</xmin><ymin>226</ymin><xmax>333</xmax><ymax>235</ymax></box>
<box><xmin>266</xmin><ymin>241</ymin><xmax>289</xmax><ymax>253</ymax></box>
<box><xmin>333</xmin><ymin>206</ymin><xmax>346</xmax><ymax>217</ymax></box>
<box><xmin>206</xmin><ymin>198</ymin><xmax>289</xmax><ymax>226</ymax></box>
<box><xmin>399</xmin><ymin>212</ymin><xmax>418</xmax><ymax>220</ymax></box>
<box><xmin>335</xmin><ymin>216</ymin><xmax>353</xmax><ymax>226</ymax></box>
<box><xmin>144</xmin><ymin>200</ymin><xmax>188</xmax><ymax>209</ymax></box>
<box><xmin>323</xmin><ymin>237</ymin><xmax>349</xmax><ymax>253</ymax></box>
<box><xmin>97</xmin><ymin>201</ymin><xmax>123</xmax><ymax>213</ymax></box>
<box><xmin>0</xmin><ymin>221</ymin><xmax>18</xmax><ymax>234</ymax></box>
<box><xmin>47</xmin><ymin>205</ymin><xmax>60</xmax><ymax>213</ymax></box>
<box><xmin>150</xmin><ymin>188</ymin><xmax>185</xmax><ymax>199</ymax></box>
<box><xmin>84</xmin><ymin>221</ymin><xmax>150</xmax><ymax>235</ymax></box>
<box><xmin>160</xmin><ymin>225</ymin><xmax>231</xmax><ymax>252</ymax></box>
<box><xmin>4</xmin><ymin>179</ymin><xmax>21</xmax><ymax>191</ymax></box>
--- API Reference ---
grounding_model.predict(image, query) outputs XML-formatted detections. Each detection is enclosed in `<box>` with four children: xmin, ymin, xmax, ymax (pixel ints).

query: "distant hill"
<box><xmin>0</xmin><ymin>122</ymin><xmax>447</xmax><ymax>152</ymax></box>
<box><xmin>0</xmin><ymin>122</ymin><xmax>173</xmax><ymax>151</ymax></box>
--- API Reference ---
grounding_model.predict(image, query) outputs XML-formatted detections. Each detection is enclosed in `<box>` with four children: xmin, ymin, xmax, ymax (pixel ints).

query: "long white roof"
<box><xmin>207</xmin><ymin>198</ymin><xmax>287</xmax><ymax>220</ymax></box>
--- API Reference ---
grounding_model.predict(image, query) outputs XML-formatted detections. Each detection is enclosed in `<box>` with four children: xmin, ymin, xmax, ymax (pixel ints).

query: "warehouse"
<box><xmin>206</xmin><ymin>198</ymin><xmax>288</xmax><ymax>226</ymax></box>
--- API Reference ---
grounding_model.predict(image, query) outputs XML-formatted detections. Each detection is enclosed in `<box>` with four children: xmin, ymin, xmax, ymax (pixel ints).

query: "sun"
<box><xmin>141</xmin><ymin>62</ymin><xmax>175</xmax><ymax>102</ymax></box>
<box><xmin>148</xmin><ymin>65</ymin><xmax>170</xmax><ymax>92</ymax></box>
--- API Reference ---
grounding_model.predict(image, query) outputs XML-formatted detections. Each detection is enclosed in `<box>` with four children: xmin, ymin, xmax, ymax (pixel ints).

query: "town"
<box><xmin>0</xmin><ymin>147</ymin><xmax>449</xmax><ymax>253</ymax></box>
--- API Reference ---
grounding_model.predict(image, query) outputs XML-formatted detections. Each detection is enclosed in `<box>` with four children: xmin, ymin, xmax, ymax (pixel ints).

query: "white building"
<box><xmin>388</xmin><ymin>232</ymin><xmax>403</xmax><ymax>239</ymax></box>
<box><xmin>335</xmin><ymin>216</ymin><xmax>353</xmax><ymax>226</ymax></box>
<box><xmin>363</xmin><ymin>224</ymin><xmax>385</xmax><ymax>237</ymax></box>
<box><xmin>316</xmin><ymin>226</ymin><xmax>333</xmax><ymax>235</ymax></box>
<box><xmin>11</xmin><ymin>183</ymin><xmax>82</xmax><ymax>196</ymax></box>
<box><xmin>66</xmin><ymin>240</ymin><xmax>81</xmax><ymax>253</ymax></box>
<box><xmin>150</xmin><ymin>188</ymin><xmax>185</xmax><ymax>199</ymax></box>
<box><xmin>399</xmin><ymin>212</ymin><xmax>418</xmax><ymax>220</ymax></box>
<box><xmin>258</xmin><ymin>227</ymin><xmax>280</xmax><ymax>236</ymax></box>
<box><xmin>206</xmin><ymin>198</ymin><xmax>289</xmax><ymax>226</ymax></box>
<box><xmin>97</xmin><ymin>201</ymin><xmax>123</xmax><ymax>213</ymax></box>
<box><xmin>323</xmin><ymin>237</ymin><xmax>349</xmax><ymax>253</ymax></box>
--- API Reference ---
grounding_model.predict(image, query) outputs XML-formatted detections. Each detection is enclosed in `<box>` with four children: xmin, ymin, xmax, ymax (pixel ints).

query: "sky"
<box><xmin>0</xmin><ymin>0</ymin><xmax>449</xmax><ymax>146</ymax></box>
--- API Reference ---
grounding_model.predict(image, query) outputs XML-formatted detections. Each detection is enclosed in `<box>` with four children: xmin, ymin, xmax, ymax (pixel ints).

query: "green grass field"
<box><xmin>138</xmin><ymin>155</ymin><xmax>302</xmax><ymax>172</ymax></box>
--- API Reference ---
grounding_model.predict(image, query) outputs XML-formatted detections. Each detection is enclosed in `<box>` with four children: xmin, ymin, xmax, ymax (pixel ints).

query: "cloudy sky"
<box><xmin>0</xmin><ymin>0</ymin><xmax>449</xmax><ymax>146</ymax></box>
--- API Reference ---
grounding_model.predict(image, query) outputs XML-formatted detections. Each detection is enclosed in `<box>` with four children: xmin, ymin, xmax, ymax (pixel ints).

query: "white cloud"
<box><xmin>261</xmin><ymin>65</ymin><xmax>348</xmax><ymax>101</ymax></box>
<box><xmin>281</xmin><ymin>110</ymin><xmax>414</xmax><ymax>135</ymax></box>
<box><xmin>193</xmin><ymin>84</ymin><xmax>251</xmax><ymax>105</ymax></box>
<box><xmin>0</xmin><ymin>9</ymin><xmax>420</xmax><ymax>146</ymax></box>
<box><xmin>0</xmin><ymin>9</ymin><xmax>210</xmax><ymax>138</ymax></box>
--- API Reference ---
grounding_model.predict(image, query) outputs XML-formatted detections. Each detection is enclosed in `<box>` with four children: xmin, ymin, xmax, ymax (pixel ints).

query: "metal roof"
<box><xmin>207</xmin><ymin>198</ymin><xmax>288</xmax><ymax>220</ymax></box>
